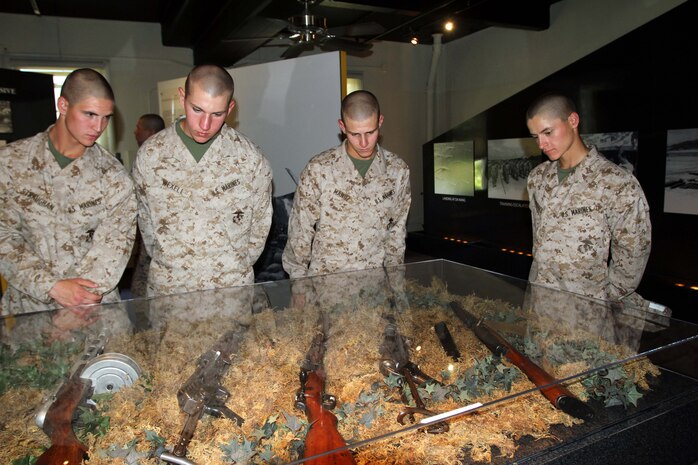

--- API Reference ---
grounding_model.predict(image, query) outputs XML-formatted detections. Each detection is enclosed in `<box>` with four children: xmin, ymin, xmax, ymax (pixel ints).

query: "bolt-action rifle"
<box><xmin>160</xmin><ymin>328</ymin><xmax>246</xmax><ymax>465</ymax></box>
<box><xmin>294</xmin><ymin>312</ymin><xmax>356</xmax><ymax>464</ymax></box>
<box><xmin>449</xmin><ymin>300</ymin><xmax>594</xmax><ymax>421</ymax></box>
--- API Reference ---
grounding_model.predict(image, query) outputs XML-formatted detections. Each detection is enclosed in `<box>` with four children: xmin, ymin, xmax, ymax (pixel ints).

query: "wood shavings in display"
<box><xmin>0</xmin><ymin>277</ymin><xmax>661</xmax><ymax>464</ymax></box>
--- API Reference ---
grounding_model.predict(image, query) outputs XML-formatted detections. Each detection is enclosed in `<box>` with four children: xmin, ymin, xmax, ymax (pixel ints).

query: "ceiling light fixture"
<box><xmin>29</xmin><ymin>0</ymin><xmax>41</xmax><ymax>15</ymax></box>
<box><xmin>444</xmin><ymin>20</ymin><xmax>455</xmax><ymax>32</ymax></box>
<box><xmin>410</xmin><ymin>36</ymin><xmax>419</xmax><ymax>45</ymax></box>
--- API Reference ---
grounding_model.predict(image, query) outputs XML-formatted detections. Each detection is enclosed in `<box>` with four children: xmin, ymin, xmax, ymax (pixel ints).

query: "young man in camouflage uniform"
<box><xmin>128</xmin><ymin>113</ymin><xmax>166</xmax><ymax>299</ymax></box>
<box><xmin>132</xmin><ymin>64</ymin><xmax>272</xmax><ymax>297</ymax></box>
<box><xmin>133</xmin><ymin>113</ymin><xmax>165</xmax><ymax>148</ymax></box>
<box><xmin>526</xmin><ymin>93</ymin><xmax>651</xmax><ymax>302</ymax></box>
<box><xmin>283</xmin><ymin>90</ymin><xmax>411</xmax><ymax>279</ymax></box>
<box><xmin>0</xmin><ymin>68</ymin><xmax>137</xmax><ymax>315</ymax></box>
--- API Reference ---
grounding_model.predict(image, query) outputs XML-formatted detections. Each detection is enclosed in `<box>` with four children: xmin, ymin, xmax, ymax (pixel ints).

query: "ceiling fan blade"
<box><xmin>222</xmin><ymin>16</ymin><xmax>291</xmax><ymax>42</ymax></box>
<box><xmin>282</xmin><ymin>42</ymin><xmax>315</xmax><ymax>59</ymax></box>
<box><xmin>320</xmin><ymin>37</ymin><xmax>372</xmax><ymax>53</ymax></box>
<box><xmin>326</xmin><ymin>21</ymin><xmax>386</xmax><ymax>37</ymax></box>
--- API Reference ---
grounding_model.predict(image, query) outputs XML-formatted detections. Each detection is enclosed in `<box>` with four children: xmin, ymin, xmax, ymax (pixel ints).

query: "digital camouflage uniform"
<box><xmin>0</xmin><ymin>127</ymin><xmax>137</xmax><ymax>315</ymax></box>
<box><xmin>132</xmin><ymin>121</ymin><xmax>272</xmax><ymax>297</ymax></box>
<box><xmin>527</xmin><ymin>146</ymin><xmax>651</xmax><ymax>302</ymax></box>
<box><xmin>282</xmin><ymin>142</ymin><xmax>411</xmax><ymax>279</ymax></box>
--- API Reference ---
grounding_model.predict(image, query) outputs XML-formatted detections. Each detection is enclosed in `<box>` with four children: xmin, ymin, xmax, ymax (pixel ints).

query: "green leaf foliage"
<box><xmin>540</xmin><ymin>339</ymin><xmax>645</xmax><ymax>409</ymax></box>
<box><xmin>11</xmin><ymin>455</ymin><xmax>37</xmax><ymax>465</ymax></box>
<box><xmin>281</xmin><ymin>410</ymin><xmax>306</xmax><ymax>434</ymax></box>
<box><xmin>220</xmin><ymin>436</ymin><xmax>257</xmax><ymax>464</ymax></box>
<box><xmin>76</xmin><ymin>402</ymin><xmax>111</xmax><ymax>439</ymax></box>
<box><xmin>0</xmin><ymin>338</ymin><xmax>82</xmax><ymax>395</ymax></box>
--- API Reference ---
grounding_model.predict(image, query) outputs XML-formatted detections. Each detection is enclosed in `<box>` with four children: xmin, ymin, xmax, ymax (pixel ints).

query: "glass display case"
<box><xmin>2</xmin><ymin>259</ymin><xmax>697</xmax><ymax>465</ymax></box>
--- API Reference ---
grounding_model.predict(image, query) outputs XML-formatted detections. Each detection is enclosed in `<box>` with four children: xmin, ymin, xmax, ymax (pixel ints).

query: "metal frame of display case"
<box><xmin>2</xmin><ymin>259</ymin><xmax>697</xmax><ymax>465</ymax></box>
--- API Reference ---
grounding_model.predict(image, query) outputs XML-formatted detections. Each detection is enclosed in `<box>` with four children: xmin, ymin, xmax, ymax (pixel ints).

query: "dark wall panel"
<box><xmin>419</xmin><ymin>1</ymin><xmax>698</xmax><ymax>316</ymax></box>
<box><xmin>0</xmin><ymin>69</ymin><xmax>55</xmax><ymax>144</ymax></box>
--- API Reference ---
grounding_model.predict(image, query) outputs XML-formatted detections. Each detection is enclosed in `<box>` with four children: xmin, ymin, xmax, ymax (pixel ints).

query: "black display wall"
<box><xmin>415</xmin><ymin>1</ymin><xmax>698</xmax><ymax>318</ymax></box>
<box><xmin>0</xmin><ymin>68</ymin><xmax>56</xmax><ymax>144</ymax></box>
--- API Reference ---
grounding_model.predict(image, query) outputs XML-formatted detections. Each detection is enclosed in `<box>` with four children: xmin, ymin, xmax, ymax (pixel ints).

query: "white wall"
<box><xmin>347</xmin><ymin>41</ymin><xmax>432</xmax><ymax>232</ymax></box>
<box><xmin>0</xmin><ymin>12</ymin><xmax>193</xmax><ymax>168</ymax></box>
<box><xmin>436</xmin><ymin>0</ymin><xmax>687</xmax><ymax>136</ymax></box>
<box><xmin>158</xmin><ymin>52</ymin><xmax>344</xmax><ymax>196</ymax></box>
<box><xmin>238</xmin><ymin>41</ymin><xmax>434</xmax><ymax>232</ymax></box>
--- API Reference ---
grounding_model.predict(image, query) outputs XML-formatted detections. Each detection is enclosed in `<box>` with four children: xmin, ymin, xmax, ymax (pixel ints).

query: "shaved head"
<box><xmin>185</xmin><ymin>64</ymin><xmax>235</xmax><ymax>103</ymax></box>
<box><xmin>60</xmin><ymin>68</ymin><xmax>114</xmax><ymax>104</ymax></box>
<box><xmin>526</xmin><ymin>93</ymin><xmax>576</xmax><ymax>122</ymax></box>
<box><xmin>139</xmin><ymin>113</ymin><xmax>165</xmax><ymax>132</ymax></box>
<box><xmin>341</xmin><ymin>90</ymin><xmax>380</xmax><ymax>122</ymax></box>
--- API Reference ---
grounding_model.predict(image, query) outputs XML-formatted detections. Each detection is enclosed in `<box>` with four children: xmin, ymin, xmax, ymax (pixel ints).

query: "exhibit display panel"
<box><xmin>1</xmin><ymin>260</ymin><xmax>697</xmax><ymax>465</ymax></box>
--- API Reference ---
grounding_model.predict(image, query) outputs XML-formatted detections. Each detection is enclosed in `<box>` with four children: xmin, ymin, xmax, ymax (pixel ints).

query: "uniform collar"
<box><xmin>340</xmin><ymin>140</ymin><xmax>387</xmax><ymax>177</ymax></box>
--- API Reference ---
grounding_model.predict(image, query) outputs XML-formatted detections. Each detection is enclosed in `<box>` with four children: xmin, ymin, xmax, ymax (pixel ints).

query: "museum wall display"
<box><xmin>417</xmin><ymin>1</ymin><xmax>698</xmax><ymax>319</ymax></box>
<box><xmin>0</xmin><ymin>68</ymin><xmax>55</xmax><ymax>145</ymax></box>
<box><xmin>2</xmin><ymin>260</ymin><xmax>697</xmax><ymax>464</ymax></box>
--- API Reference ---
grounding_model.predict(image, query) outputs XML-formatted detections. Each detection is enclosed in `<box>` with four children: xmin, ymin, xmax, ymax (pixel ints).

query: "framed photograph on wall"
<box><xmin>664</xmin><ymin>128</ymin><xmax>698</xmax><ymax>215</ymax></box>
<box><xmin>487</xmin><ymin>138</ymin><xmax>541</xmax><ymax>201</ymax></box>
<box><xmin>434</xmin><ymin>140</ymin><xmax>475</xmax><ymax>197</ymax></box>
<box><xmin>0</xmin><ymin>101</ymin><xmax>12</xmax><ymax>134</ymax></box>
<box><xmin>582</xmin><ymin>131</ymin><xmax>638</xmax><ymax>174</ymax></box>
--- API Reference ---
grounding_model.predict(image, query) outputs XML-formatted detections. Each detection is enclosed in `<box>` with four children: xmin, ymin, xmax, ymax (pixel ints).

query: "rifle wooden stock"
<box><xmin>302</xmin><ymin>371</ymin><xmax>356</xmax><ymax>464</ymax></box>
<box><xmin>297</xmin><ymin>313</ymin><xmax>356</xmax><ymax>465</ymax></box>
<box><xmin>450</xmin><ymin>301</ymin><xmax>594</xmax><ymax>421</ymax></box>
<box><xmin>172</xmin><ymin>400</ymin><xmax>206</xmax><ymax>457</ymax></box>
<box><xmin>36</xmin><ymin>376</ymin><xmax>91</xmax><ymax>465</ymax></box>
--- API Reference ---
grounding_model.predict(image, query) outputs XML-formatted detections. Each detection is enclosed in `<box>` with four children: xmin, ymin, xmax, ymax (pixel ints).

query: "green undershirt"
<box><xmin>48</xmin><ymin>136</ymin><xmax>76</xmax><ymax>169</ymax></box>
<box><xmin>176</xmin><ymin>120</ymin><xmax>218</xmax><ymax>162</ymax></box>
<box><xmin>557</xmin><ymin>165</ymin><xmax>576</xmax><ymax>183</ymax></box>
<box><xmin>349</xmin><ymin>153</ymin><xmax>375</xmax><ymax>178</ymax></box>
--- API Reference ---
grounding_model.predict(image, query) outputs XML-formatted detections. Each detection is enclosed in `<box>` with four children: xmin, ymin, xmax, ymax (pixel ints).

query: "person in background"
<box><xmin>134</xmin><ymin>113</ymin><xmax>165</xmax><ymax>148</ymax></box>
<box><xmin>132</xmin><ymin>64</ymin><xmax>272</xmax><ymax>297</ymax></box>
<box><xmin>525</xmin><ymin>92</ymin><xmax>651</xmax><ymax>303</ymax></box>
<box><xmin>128</xmin><ymin>113</ymin><xmax>166</xmax><ymax>298</ymax></box>
<box><xmin>0</xmin><ymin>68</ymin><xmax>137</xmax><ymax>315</ymax></box>
<box><xmin>282</xmin><ymin>90</ymin><xmax>411</xmax><ymax>282</ymax></box>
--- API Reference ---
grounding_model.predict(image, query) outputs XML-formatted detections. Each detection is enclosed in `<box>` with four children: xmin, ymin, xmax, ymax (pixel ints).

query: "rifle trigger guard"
<box><xmin>379</xmin><ymin>359</ymin><xmax>400</xmax><ymax>378</ymax></box>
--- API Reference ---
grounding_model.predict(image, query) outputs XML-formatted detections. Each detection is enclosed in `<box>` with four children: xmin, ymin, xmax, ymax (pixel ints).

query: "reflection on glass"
<box><xmin>1</xmin><ymin>260</ymin><xmax>696</xmax><ymax>465</ymax></box>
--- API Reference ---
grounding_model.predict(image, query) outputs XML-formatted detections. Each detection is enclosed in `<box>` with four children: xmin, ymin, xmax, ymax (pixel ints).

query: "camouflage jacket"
<box><xmin>526</xmin><ymin>146</ymin><xmax>651</xmax><ymax>301</ymax></box>
<box><xmin>132</xmin><ymin>122</ymin><xmax>272</xmax><ymax>297</ymax></box>
<box><xmin>283</xmin><ymin>142</ymin><xmax>411</xmax><ymax>279</ymax></box>
<box><xmin>0</xmin><ymin>128</ymin><xmax>137</xmax><ymax>315</ymax></box>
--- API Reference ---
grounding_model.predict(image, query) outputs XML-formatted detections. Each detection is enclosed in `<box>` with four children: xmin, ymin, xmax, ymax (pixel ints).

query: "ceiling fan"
<box><xmin>225</xmin><ymin>0</ymin><xmax>385</xmax><ymax>59</ymax></box>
